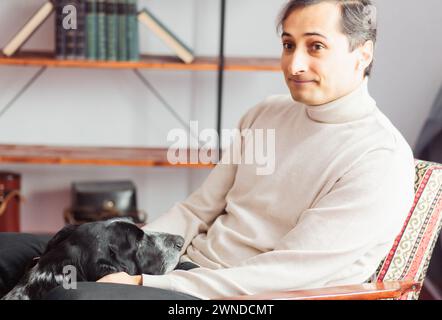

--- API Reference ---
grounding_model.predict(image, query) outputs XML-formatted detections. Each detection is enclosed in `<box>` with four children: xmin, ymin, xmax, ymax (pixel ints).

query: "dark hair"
<box><xmin>277</xmin><ymin>0</ymin><xmax>377</xmax><ymax>77</ymax></box>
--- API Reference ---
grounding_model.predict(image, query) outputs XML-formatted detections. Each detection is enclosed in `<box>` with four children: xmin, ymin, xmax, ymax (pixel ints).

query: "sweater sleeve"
<box><xmin>142</xmin><ymin>148</ymin><xmax>415</xmax><ymax>299</ymax></box>
<box><xmin>142</xmin><ymin>103</ymin><xmax>267</xmax><ymax>253</ymax></box>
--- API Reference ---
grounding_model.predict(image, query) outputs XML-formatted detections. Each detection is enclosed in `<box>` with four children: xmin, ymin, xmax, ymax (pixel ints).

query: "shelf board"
<box><xmin>0</xmin><ymin>51</ymin><xmax>281</xmax><ymax>72</ymax></box>
<box><xmin>0</xmin><ymin>144</ymin><xmax>217</xmax><ymax>168</ymax></box>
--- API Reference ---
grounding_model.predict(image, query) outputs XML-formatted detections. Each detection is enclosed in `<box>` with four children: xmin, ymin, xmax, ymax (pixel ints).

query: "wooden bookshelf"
<box><xmin>0</xmin><ymin>144</ymin><xmax>217</xmax><ymax>168</ymax></box>
<box><xmin>0</xmin><ymin>51</ymin><xmax>281</xmax><ymax>72</ymax></box>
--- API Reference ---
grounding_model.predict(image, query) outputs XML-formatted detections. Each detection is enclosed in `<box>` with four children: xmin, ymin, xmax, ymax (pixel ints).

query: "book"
<box><xmin>126</xmin><ymin>0</ymin><xmax>139</xmax><ymax>61</ymax></box>
<box><xmin>96</xmin><ymin>0</ymin><xmax>107</xmax><ymax>60</ymax></box>
<box><xmin>64</xmin><ymin>0</ymin><xmax>79</xmax><ymax>60</ymax></box>
<box><xmin>106</xmin><ymin>0</ymin><xmax>118</xmax><ymax>61</ymax></box>
<box><xmin>75</xmin><ymin>0</ymin><xmax>87</xmax><ymax>59</ymax></box>
<box><xmin>86</xmin><ymin>0</ymin><xmax>97</xmax><ymax>60</ymax></box>
<box><xmin>2</xmin><ymin>1</ymin><xmax>55</xmax><ymax>57</ymax></box>
<box><xmin>54</xmin><ymin>0</ymin><xmax>66</xmax><ymax>59</ymax></box>
<box><xmin>138</xmin><ymin>7</ymin><xmax>194</xmax><ymax>64</ymax></box>
<box><xmin>117</xmin><ymin>0</ymin><xmax>128</xmax><ymax>61</ymax></box>
<box><xmin>55</xmin><ymin>0</ymin><xmax>87</xmax><ymax>60</ymax></box>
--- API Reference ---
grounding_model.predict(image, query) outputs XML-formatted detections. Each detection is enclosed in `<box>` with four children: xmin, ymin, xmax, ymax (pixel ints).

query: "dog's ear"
<box><xmin>44</xmin><ymin>224</ymin><xmax>78</xmax><ymax>254</ymax></box>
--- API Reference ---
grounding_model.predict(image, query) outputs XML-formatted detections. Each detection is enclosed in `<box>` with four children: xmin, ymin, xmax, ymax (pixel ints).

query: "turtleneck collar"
<box><xmin>302</xmin><ymin>78</ymin><xmax>376</xmax><ymax>124</ymax></box>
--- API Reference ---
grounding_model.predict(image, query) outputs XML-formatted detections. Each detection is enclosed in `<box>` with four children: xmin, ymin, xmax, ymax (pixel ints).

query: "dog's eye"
<box><xmin>109</xmin><ymin>245</ymin><xmax>118</xmax><ymax>260</ymax></box>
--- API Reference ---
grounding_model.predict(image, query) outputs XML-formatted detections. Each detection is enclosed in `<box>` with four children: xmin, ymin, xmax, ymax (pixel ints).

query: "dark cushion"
<box><xmin>0</xmin><ymin>233</ymin><xmax>51</xmax><ymax>297</ymax></box>
<box><xmin>44</xmin><ymin>282</ymin><xmax>200</xmax><ymax>300</ymax></box>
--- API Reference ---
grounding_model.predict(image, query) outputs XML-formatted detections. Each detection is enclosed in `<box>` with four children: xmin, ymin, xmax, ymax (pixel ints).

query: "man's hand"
<box><xmin>97</xmin><ymin>272</ymin><xmax>142</xmax><ymax>286</ymax></box>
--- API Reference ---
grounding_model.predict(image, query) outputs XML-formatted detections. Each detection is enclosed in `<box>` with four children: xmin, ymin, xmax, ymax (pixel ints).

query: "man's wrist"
<box><xmin>134</xmin><ymin>275</ymin><xmax>142</xmax><ymax>285</ymax></box>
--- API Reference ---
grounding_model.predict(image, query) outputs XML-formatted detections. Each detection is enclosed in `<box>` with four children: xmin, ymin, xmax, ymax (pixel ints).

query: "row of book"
<box><xmin>2</xmin><ymin>0</ymin><xmax>195</xmax><ymax>64</ymax></box>
<box><xmin>55</xmin><ymin>0</ymin><xmax>139</xmax><ymax>61</ymax></box>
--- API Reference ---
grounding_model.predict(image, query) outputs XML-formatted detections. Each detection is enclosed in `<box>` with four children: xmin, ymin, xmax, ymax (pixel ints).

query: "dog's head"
<box><xmin>41</xmin><ymin>218</ymin><xmax>184</xmax><ymax>281</ymax></box>
<box><xmin>2</xmin><ymin>218</ymin><xmax>184</xmax><ymax>300</ymax></box>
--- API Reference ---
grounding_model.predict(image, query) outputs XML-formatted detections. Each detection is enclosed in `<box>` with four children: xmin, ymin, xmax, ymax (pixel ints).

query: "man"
<box><xmin>0</xmin><ymin>0</ymin><xmax>416</xmax><ymax>300</ymax></box>
<box><xmin>96</xmin><ymin>0</ymin><xmax>415</xmax><ymax>299</ymax></box>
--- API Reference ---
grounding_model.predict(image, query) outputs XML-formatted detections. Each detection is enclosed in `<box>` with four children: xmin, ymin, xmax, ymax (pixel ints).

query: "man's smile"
<box><xmin>289</xmin><ymin>78</ymin><xmax>317</xmax><ymax>85</ymax></box>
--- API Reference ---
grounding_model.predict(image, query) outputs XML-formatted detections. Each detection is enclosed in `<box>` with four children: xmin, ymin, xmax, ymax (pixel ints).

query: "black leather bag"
<box><xmin>63</xmin><ymin>180</ymin><xmax>147</xmax><ymax>224</ymax></box>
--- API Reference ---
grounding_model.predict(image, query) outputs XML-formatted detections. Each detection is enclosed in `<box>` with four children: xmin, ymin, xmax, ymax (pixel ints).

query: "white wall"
<box><xmin>0</xmin><ymin>0</ymin><xmax>441</xmax><ymax>233</ymax></box>
<box><xmin>371</xmin><ymin>0</ymin><xmax>442</xmax><ymax>147</ymax></box>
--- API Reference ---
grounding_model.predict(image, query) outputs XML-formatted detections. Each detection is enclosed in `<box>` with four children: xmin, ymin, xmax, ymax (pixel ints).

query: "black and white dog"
<box><xmin>2</xmin><ymin>218</ymin><xmax>184</xmax><ymax>300</ymax></box>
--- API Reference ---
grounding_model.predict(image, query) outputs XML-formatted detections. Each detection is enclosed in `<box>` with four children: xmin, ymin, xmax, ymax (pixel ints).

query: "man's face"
<box><xmin>281</xmin><ymin>2</ymin><xmax>370</xmax><ymax>106</ymax></box>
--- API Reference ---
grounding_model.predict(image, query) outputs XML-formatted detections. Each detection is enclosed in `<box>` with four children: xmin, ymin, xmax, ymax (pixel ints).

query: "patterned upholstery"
<box><xmin>375</xmin><ymin>160</ymin><xmax>442</xmax><ymax>300</ymax></box>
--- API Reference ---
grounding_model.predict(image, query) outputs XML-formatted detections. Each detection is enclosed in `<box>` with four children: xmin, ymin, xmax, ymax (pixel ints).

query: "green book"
<box><xmin>126</xmin><ymin>0</ymin><xmax>139</xmax><ymax>61</ymax></box>
<box><xmin>117</xmin><ymin>0</ymin><xmax>128</xmax><ymax>61</ymax></box>
<box><xmin>86</xmin><ymin>0</ymin><xmax>97</xmax><ymax>60</ymax></box>
<box><xmin>106</xmin><ymin>0</ymin><xmax>118</xmax><ymax>61</ymax></box>
<box><xmin>96</xmin><ymin>0</ymin><xmax>107</xmax><ymax>60</ymax></box>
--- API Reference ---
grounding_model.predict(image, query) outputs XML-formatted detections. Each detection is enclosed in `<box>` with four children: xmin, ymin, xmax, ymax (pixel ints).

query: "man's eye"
<box><xmin>311</xmin><ymin>43</ymin><xmax>325</xmax><ymax>51</ymax></box>
<box><xmin>283</xmin><ymin>42</ymin><xmax>294</xmax><ymax>50</ymax></box>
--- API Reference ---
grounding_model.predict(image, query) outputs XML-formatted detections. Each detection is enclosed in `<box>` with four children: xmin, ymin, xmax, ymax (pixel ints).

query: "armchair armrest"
<box><xmin>218</xmin><ymin>280</ymin><xmax>421</xmax><ymax>300</ymax></box>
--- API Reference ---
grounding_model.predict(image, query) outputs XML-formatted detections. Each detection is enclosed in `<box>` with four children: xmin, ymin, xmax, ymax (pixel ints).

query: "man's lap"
<box><xmin>0</xmin><ymin>232</ymin><xmax>200</xmax><ymax>300</ymax></box>
<box><xmin>44</xmin><ymin>282</ymin><xmax>199</xmax><ymax>300</ymax></box>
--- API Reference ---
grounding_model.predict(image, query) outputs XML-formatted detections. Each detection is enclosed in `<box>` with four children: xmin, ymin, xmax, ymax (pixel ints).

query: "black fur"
<box><xmin>2</xmin><ymin>218</ymin><xmax>184</xmax><ymax>300</ymax></box>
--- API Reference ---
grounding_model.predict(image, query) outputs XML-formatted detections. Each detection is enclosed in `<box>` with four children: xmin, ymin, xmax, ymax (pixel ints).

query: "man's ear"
<box><xmin>356</xmin><ymin>40</ymin><xmax>374</xmax><ymax>72</ymax></box>
<box><xmin>44</xmin><ymin>224</ymin><xmax>78</xmax><ymax>254</ymax></box>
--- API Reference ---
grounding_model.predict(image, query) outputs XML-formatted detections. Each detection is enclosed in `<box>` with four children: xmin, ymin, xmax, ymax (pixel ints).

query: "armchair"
<box><xmin>225</xmin><ymin>160</ymin><xmax>442</xmax><ymax>300</ymax></box>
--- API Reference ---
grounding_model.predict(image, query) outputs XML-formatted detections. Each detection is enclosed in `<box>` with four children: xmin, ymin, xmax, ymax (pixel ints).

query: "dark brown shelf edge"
<box><xmin>0</xmin><ymin>51</ymin><xmax>281</xmax><ymax>72</ymax></box>
<box><xmin>0</xmin><ymin>144</ymin><xmax>217</xmax><ymax>168</ymax></box>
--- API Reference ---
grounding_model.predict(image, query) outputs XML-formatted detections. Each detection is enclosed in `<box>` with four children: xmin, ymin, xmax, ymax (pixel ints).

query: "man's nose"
<box><xmin>289</xmin><ymin>50</ymin><xmax>308</xmax><ymax>75</ymax></box>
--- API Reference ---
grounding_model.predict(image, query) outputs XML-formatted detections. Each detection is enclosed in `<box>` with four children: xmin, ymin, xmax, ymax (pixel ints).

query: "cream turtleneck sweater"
<box><xmin>142</xmin><ymin>79</ymin><xmax>415</xmax><ymax>299</ymax></box>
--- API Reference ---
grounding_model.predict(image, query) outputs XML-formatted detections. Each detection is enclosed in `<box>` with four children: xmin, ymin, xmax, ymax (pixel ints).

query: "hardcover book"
<box><xmin>54</xmin><ymin>0</ymin><xmax>66</xmax><ymax>59</ymax></box>
<box><xmin>75</xmin><ymin>0</ymin><xmax>87</xmax><ymax>59</ymax></box>
<box><xmin>126</xmin><ymin>0</ymin><xmax>139</xmax><ymax>61</ymax></box>
<box><xmin>106</xmin><ymin>0</ymin><xmax>118</xmax><ymax>61</ymax></box>
<box><xmin>2</xmin><ymin>1</ymin><xmax>55</xmax><ymax>57</ymax></box>
<box><xmin>96</xmin><ymin>0</ymin><xmax>107</xmax><ymax>60</ymax></box>
<box><xmin>86</xmin><ymin>0</ymin><xmax>97</xmax><ymax>60</ymax></box>
<box><xmin>138</xmin><ymin>7</ymin><xmax>194</xmax><ymax>64</ymax></box>
<box><xmin>117</xmin><ymin>0</ymin><xmax>128</xmax><ymax>61</ymax></box>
